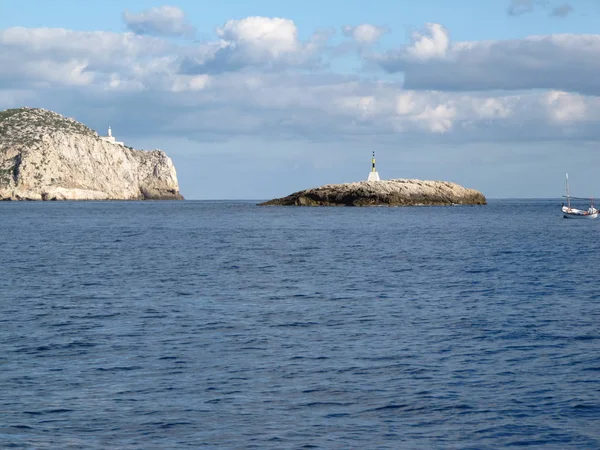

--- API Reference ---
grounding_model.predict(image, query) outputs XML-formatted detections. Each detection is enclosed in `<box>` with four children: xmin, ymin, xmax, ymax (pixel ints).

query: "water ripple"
<box><xmin>0</xmin><ymin>199</ymin><xmax>599</xmax><ymax>448</ymax></box>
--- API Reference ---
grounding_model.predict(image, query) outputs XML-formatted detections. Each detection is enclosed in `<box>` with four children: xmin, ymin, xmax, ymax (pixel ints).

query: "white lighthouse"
<box><xmin>100</xmin><ymin>126</ymin><xmax>125</xmax><ymax>146</ymax></box>
<box><xmin>367</xmin><ymin>151</ymin><xmax>381</xmax><ymax>181</ymax></box>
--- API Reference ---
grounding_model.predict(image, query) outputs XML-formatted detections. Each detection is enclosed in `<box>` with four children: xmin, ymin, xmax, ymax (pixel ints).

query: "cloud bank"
<box><xmin>0</xmin><ymin>6</ymin><xmax>599</xmax><ymax>144</ymax></box>
<box><xmin>373</xmin><ymin>23</ymin><xmax>600</xmax><ymax>95</ymax></box>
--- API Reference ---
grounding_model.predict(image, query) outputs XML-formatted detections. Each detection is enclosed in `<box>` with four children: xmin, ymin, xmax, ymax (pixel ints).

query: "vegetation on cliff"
<box><xmin>0</xmin><ymin>107</ymin><xmax>95</xmax><ymax>146</ymax></box>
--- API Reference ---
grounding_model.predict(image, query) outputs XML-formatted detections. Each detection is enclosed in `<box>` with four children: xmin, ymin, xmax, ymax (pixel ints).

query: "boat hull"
<box><xmin>562</xmin><ymin>206</ymin><xmax>599</xmax><ymax>219</ymax></box>
<box><xmin>563</xmin><ymin>212</ymin><xmax>598</xmax><ymax>219</ymax></box>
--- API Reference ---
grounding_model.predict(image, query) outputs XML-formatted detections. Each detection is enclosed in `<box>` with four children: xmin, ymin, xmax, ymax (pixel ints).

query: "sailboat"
<box><xmin>562</xmin><ymin>173</ymin><xmax>598</xmax><ymax>219</ymax></box>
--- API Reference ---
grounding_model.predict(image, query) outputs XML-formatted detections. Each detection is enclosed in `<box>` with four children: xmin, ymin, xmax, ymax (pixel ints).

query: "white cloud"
<box><xmin>0</xmin><ymin>27</ymin><xmax>182</xmax><ymax>94</ymax></box>
<box><xmin>413</xmin><ymin>104</ymin><xmax>456</xmax><ymax>133</ymax></box>
<box><xmin>543</xmin><ymin>90</ymin><xmax>588</xmax><ymax>122</ymax></box>
<box><xmin>0</xmin><ymin>26</ymin><xmax>169</xmax><ymax>58</ymax></box>
<box><xmin>472</xmin><ymin>98</ymin><xmax>512</xmax><ymax>119</ymax></box>
<box><xmin>217</xmin><ymin>17</ymin><xmax>299</xmax><ymax>57</ymax></box>
<box><xmin>170</xmin><ymin>74</ymin><xmax>211</xmax><ymax>92</ymax></box>
<box><xmin>342</xmin><ymin>24</ymin><xmax>388</xmax><ymax>44</ymax></box>
<box><xmin>372</xmin><ymin>24</ymin><xmax>600</xmax><ymax>95</ymax></box>
<box><xmin>396</xmin><ymin>92</ymin><xmax>415</xmax><ymax>115</ymax></box>
<box><xmin>179</xmin><ymin>17</ymin><xmax>327</xmax><ymax>75</ymax></box>
<box><xmin>123</xmin><ymin>5</ymin><xmax>195</xmax><ymax>38</ymax></box>
<box><xmin>406</xmin><ymin>23</ymin><xmax>450</xmax><ymax>61</ymax></box>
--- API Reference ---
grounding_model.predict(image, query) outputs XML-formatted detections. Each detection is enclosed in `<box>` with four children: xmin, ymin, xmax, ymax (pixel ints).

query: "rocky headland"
<box><xmin>259</xmin><ymin>179</ymin><xmax>486</xmax><ymax>206</ymax></box>
<box><xmin>0</xmin><ymin>107</ymin><xmax>183</xmax><ymax>200</ymax></box>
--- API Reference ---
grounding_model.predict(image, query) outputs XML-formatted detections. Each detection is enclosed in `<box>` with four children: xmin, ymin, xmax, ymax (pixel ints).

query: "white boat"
<box><xmin>562</xmin><ymin>173</ymin><xmax>598</xmax><ymax>219</ymax></box>
<box><xmin>562</xmin><ymin>205</ymin><xmax>598</xmax><ymax>219</ymax></box>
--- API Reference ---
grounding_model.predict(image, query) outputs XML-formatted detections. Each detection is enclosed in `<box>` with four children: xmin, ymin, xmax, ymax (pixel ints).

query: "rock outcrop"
<box><xmin>0</xmin><ymin>107</ymin><xmax>183</xmax><ymax>200</ymax></box>
<box><xmin>259</xmin><ymin>179</ymin><xmax>486</xmax><ymax>206</ymax></box>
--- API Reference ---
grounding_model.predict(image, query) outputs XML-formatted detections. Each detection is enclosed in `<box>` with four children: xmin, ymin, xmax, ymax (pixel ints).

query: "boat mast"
<box><xmin>566</xmin><ymin>173</ymin><xmax>571</xmax><ymax>208</ymax></box>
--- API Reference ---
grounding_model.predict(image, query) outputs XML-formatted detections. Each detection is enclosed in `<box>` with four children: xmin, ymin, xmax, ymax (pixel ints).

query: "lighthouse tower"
<box><xmin>100</xmin><ymin>126</ymin><xmax>125</xmax><ymax>146</ymax></box>
<box><xmin>367</xmin><ymin>151</ymin><xmax>381</xmax><ymax>181</ymax></box>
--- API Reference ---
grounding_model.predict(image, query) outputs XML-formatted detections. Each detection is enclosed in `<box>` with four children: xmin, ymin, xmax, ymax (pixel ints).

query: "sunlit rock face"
<box><xmin>259</xmin><ymin>179</ymin><xmax>486</xmax><ymax>206</ymax></box>
<box><xmin>0</xmin><ymin>107</ymin><xmax>183</xmax><ymax>201</ymax></box>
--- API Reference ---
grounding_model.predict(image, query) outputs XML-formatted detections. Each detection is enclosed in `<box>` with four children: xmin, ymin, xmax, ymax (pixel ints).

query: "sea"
<box><xmin>0</xmin><ymin>199</ymin><xmax>599</xmax><ymax>449</ymax></box>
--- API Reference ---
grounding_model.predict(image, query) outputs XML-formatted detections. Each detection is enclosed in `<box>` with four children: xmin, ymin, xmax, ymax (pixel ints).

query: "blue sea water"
<box><xmin>0</xmin><ymin>199</ymin><xmax>599</xmax><ymax>449</ymax></box>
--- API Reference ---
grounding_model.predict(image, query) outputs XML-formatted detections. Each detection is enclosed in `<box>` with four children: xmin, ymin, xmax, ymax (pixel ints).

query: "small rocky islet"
<box><xmin>259</xmin><ymin>179</ymin><xmax>487</xmax><ymax>207</ymax></box>
<box><xmin>0</xmin><ymin>107</ymin><xmax>183</xmax><ymax>200</ymax></box>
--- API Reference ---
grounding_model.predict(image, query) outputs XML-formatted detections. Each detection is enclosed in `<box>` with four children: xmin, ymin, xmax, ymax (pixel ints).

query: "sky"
<box><xmin>1</xmin><ymin>0</ymin><xmax>600</xmax><ymax>199</ymax></box>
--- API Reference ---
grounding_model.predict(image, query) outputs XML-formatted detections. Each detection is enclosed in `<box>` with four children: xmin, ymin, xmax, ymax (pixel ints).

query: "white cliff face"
<box><xmin>0</xmin><ymin>108</ymin><xmax>183</xmax><ymax>200</ymax></box>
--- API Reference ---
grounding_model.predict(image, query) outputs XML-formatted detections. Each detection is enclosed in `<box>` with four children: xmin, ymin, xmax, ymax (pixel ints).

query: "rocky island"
<box><xmin>259</xmin><ymin>179</ymin><xmax>486</xmax><ymax>206</ymax></box>
<box><xmin>0</xmin><ymin>107</ymin><xmax>183</xmax><ymax>200</ymax></box>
